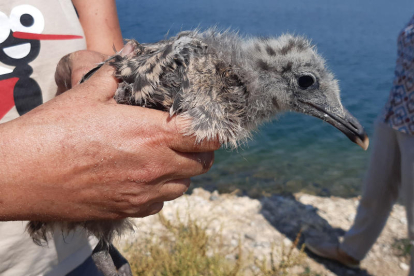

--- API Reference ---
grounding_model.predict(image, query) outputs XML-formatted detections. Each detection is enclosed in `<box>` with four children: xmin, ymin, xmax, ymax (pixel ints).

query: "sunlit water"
<box><xmin>117</xmin><ymin>0</ymin><xmax>414</xmax><ymax>197</ymax></box>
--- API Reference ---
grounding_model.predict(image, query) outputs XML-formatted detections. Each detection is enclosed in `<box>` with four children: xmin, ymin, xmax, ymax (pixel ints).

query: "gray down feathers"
<box><xmin>28</xmin><ymin>28</ymin><xmax>342</xmax><ymax>245</ymax></box>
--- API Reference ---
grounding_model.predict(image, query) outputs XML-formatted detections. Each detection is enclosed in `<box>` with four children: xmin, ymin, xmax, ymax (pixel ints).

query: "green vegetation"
<box><xmin>298</xmin><ymin>267</ymin><xmax>324</xmax><ymax>276</ymax></box>
<box><xmin>392</xmin><ymin>238</ymin><xmax>412</xmax><ymax>258</ymax></box>
<box><xmin>121</xmin><ymin>211</ymin><xmax>241</xmax><ymax>276</ymax></box>
<box><xmin>119</xmin><ymin>212</ymin><xmax>324</xmax><ymax>276</ymax></box>
<box><xmin>254</xmin><ymin>231</ymin><xmax>304</xmax><ymax>275</ymax></box>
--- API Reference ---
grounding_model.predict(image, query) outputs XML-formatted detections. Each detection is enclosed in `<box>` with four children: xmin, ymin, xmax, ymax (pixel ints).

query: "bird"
<box><xmin>27</xmin><ymin>29</ymin><xmax>369</xmax><ymax>276</ymax></box>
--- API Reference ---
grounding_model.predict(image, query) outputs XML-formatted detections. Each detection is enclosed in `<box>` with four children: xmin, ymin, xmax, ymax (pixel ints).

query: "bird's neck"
<box><xmin>237</xmin><ymin>49</ymin><xmax>283</xmax><ymax>129</ymax></box>
<box><xmin>242</xmin><ymin>81</ymin><xmax>281</xmax><ymax>130</ymax></box>
<box><xmin>200</xmin><ymin>34</ymin><xmax>283</xmax><ymax>129</ymax></box>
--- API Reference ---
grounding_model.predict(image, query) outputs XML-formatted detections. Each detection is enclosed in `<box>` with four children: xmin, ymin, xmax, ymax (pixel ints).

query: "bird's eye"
<box><xmin>10</xmin><ymin>5</ymin><xmax>44</xmax><ymax>34</ymax></box>
<box><xmin>0</xmin><ymin>11</ymin><xmax>10</xmax><ymax>44</ymax></box>
<box><xmin>298</xmin><ymin>75</ymin><xmax>315</xmax><ymax>89</ymax></box>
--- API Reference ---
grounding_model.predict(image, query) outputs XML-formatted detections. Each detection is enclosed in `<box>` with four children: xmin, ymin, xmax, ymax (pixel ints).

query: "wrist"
<box><xmin>0</xmin><ymin>118</ymin><xmax>55</xmax><ymax>221</ymax></box>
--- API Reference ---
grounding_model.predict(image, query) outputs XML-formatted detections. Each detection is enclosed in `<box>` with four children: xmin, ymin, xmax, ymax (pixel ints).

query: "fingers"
<box><xmin>167</xmin><ymin>151</ymin><xmax>215</xmax><ymax>179</ymax></box>
<box><xmin>120</xmin><ymin>41</ymin><xmax>136</xmax><ymax>56</ymax></box>
<box><xmin>127</xmin><ymin>178</ymin><xmax>190</xmax><ymax>218</ymax></box>
<box><xmin>70</xmin><ymin>51</ymin><xmax>109</xmax><ymax>85</ymax></box>
<box><xmin>72</xmin><ymin>64</ymin><xmax>119</xmax><ymax>101</ymax></box>
<box><xmin>109</xmin><ymin>105</ymin><xmax>221</xmax><ymax>153</ymax></box>
<box><xmin>169</xmin><ymin>136</ymin><xmax>222</xmax><ymax>153</ymax></box>
<box><xmin>55</xmin><ymin>50</ymin><xmax>109</xmax><ymax>96</ymax></box>
<box><xmin>133</xmin><ymin>202</ymin><xmax>164</xmax><ymax>218</ymax></box>
<box><xmin>55</xmin><ymin>54</ymin><xmax>72</xmax><ymax>95</ymax></box>
<box><xmin>55</xmin><ymin>42</ymin><xmax>136</xmax><ymax>96</ymax></box>
<box><xmin>157</xmin><ymin>178</ymin><xmax>191</xmax><ymax>202</ymax></box>
<box><xmin>164</xmin><ymin>116</ymin><xmax>222</xmax><ymax>152</ymax></box>
<box><xmin>69</xmin><ymin>42</ymin><xmax>142</xmax><ymax>101</ymax></box>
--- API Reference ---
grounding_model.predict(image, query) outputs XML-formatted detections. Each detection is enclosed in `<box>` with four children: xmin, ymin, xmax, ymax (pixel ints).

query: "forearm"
<box><xmin>72</xmin><ymin>0</ymin><xmax>124</xmax><ymax>55</ymax></box>
<box><xmin>0</xmin><ymin>50</ymin><xmax>219</xmax><ymax>222</ymax></box>
<box><xmin>0</xmin><ymin>121</ymin><xmax>24</xmax><ymax>220</ymax></box>
<box><xmin>0</xmin><ymin>101</ymin><xmax>122</xmax><ymax>222</ymax></box>
<box><xmin>0</xmin><ymin>109</ymin><xmax>121</xmax><ymax>222</ymax></box>
<box><xmin>0</xmin><ymin>118</ymin><xmax>63</xmax><ymax>221</ymax></box>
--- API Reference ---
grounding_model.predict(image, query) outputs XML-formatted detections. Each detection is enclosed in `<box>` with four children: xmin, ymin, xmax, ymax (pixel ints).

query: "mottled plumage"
<box><xmin>27</xmin><ymin>29</ymin><xmax>369</xmax><ymax>276</ymax></box>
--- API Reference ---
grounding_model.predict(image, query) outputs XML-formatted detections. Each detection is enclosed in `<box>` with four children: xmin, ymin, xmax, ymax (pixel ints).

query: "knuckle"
<box><xmin>126</xmin><ymin>160</ymin><xmax>166</xmax><ymax>183</ymax></box>
<box><xmin>139</xmin><ymin>163</ymin><xmax>170</xmax><ymax>183</ymax></box>
<box><xmin>127</xmin><ymin>193</ymin><xmax>151</xmax><ymax>208</ymax></box>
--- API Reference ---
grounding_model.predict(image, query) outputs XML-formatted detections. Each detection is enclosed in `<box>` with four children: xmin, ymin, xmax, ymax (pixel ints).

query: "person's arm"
<box><xmin>0</xmin><ymin>51</ymin><xmax>219</xmax><ymax>222</ymax></box>
<box><xmin>72</xmin><ymin>0</ymin><xmax>124</xmax><ymax>55</ymax></box>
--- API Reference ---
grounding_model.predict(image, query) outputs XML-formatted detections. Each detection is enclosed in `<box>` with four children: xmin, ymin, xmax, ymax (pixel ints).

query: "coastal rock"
<box><xmin>400</xmin><ymin>262</ymin><xmax>409</xmax><ymax>271</ymax></box>
<box><xmin>116</xmin><ymin>188</ymin><xmax>408</xmax><ymax>276</ymax></box>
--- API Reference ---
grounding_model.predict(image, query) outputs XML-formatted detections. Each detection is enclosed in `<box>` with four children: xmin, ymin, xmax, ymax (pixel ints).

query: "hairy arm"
<box><xmin>72</xmin><ymin>0</ymin><xmax>124</xmax><ymax>55</ymax></box>
<box><xmin>0</xmin><ymin>51</ymin><xmax>219</xmax><ymax>222</ymax></box>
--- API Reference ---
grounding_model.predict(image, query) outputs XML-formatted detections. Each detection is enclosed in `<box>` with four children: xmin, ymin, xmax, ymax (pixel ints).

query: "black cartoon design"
<box><xmin>0</xmin><ymin>4</ymin><xmax>82</xmax><ymax>119</ymax></box>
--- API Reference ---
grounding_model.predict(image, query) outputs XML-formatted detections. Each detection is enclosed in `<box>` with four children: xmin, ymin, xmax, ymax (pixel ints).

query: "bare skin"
<box><xmin>72</xmin><ymin>0</ymin><xmax>124</xmax><ymax>55</ymax></box>
<box><xmin>55</xmin><ymin>50</ymin><xmax>109</xmax><ymax>95</ymax></box>
<box><xmin>0</xmin><ymin>50</ymin><xmax>219</xmax><ymax>222</ymax></box>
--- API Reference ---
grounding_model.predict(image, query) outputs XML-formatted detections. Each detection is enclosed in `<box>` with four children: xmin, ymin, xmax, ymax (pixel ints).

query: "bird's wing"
<box><xmin>111</xmin><ymin>35</ymin><xmax>250</xmax><ymax>146</ymax></box>
<box><xmin>110</xmin><ymin>36</ymin><xmax>208</xmax><ymax>111</ymax></box>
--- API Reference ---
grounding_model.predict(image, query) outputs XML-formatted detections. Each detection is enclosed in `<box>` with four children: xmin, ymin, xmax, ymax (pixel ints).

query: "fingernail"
<box><xmin>120</xmin><ymin>42</ymin><xmax>134</xmax><ymax>57</ymax></box>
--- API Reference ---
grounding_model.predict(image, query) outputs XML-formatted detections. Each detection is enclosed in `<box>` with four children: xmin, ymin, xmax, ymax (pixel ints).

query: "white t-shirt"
<box><xmin>0</xmin><ymin>1</ymin><xmax>97</xmax><ymax>275</ymax></box>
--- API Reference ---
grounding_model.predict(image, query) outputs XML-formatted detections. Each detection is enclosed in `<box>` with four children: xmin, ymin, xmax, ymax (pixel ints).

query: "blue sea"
<box><xmin>117</xmin><ymin>0</ymin><xmax>414</xmax><ymax>197</ymax></box>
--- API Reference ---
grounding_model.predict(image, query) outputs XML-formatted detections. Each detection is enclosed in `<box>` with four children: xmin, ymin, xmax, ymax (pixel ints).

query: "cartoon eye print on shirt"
<box><xmin>0</xmin><ymin>11</ymin><xmax>10</xmax><ymax>45</ymax></box>
<box><xmin>0</xmin><ymin>5</ymin><xmax>45</xmax><ymax>64</ymax></box>
<box><xmin>6</xmin><ymin>5</ymin><xmax>45</xmax><ymax>59</ymax></box>
<box><xmin>10</xmin><ymin>4</ymin><xmax>45</xmax><ymax>34</ymax></box>
<box><xmin>0</xmin><ymin>4</ymin><xmax>83</xmax><ymax>119</ymax></box>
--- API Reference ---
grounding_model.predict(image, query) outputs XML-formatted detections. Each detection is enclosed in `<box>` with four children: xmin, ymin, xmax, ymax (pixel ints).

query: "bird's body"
<box><xmin>114</xmin><ymin>31</ymin><xmax>252</xmax><ymax>147</ymax></box>
<box><xmin>27</xmin><ymin>29</ymin><xmax>369</xmax><ymax>276</ymax></box>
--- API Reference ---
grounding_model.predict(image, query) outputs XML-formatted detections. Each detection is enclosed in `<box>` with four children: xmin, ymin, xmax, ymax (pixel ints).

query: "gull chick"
<box><xmin>28</xmin><ymin>29</ymin><xmax>369</xmax><ymax>276</ymax></box>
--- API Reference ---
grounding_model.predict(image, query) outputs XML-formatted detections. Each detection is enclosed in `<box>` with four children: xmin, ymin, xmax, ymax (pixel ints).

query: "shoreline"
<box><xmin>116</xmin><ymin>188</ymin><xmax>408</xmax><ymax>276</ymax></box>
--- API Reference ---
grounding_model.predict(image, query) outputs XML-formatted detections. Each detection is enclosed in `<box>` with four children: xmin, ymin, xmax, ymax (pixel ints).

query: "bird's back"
<box><xmin>27</xmin><ymin>30</ymin><xmax>252</xmax><ymax>248</ymax></box>
<box><xmin>111</xmin><ymin>30</ymin><xmax>251</xmax><ymax>146</ymax></box>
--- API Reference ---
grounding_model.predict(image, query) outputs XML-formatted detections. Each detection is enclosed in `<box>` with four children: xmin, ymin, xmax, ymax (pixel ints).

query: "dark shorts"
<box><xmin>66</xmin><ymin>256</ymin><xmax>104</xmax><ymax>276</ymax></box>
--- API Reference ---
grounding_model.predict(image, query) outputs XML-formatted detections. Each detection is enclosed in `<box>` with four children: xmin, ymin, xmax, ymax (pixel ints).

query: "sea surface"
<box><xmin>116</xmin><ymin>0</ymin><xmax>414</xmax><ymax>197</ymax></box>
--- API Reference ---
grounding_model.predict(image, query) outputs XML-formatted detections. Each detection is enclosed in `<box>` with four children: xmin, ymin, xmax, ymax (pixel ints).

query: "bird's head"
<box><xmin>243</xmin><ymin>35</ymin><xmax>369</xmax><ymax>150</ymax></box>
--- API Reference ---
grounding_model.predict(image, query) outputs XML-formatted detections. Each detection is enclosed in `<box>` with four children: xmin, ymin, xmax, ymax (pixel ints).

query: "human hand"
<box><xmin>0</xmin><ymin>62</ymin><xmax>220</xmax><ymax>222</ymax></box>
<box><xmin>54</xmin><ymin>42</ymin><xmax>138</xmax><ymax>95</ymax></box>
<box><xmin>55</xmin><ymin>50</ymin><xmax>108</xmax><ymax>95</ymax></box>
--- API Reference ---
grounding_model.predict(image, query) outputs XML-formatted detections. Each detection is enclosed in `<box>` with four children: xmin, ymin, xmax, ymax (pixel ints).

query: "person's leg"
<box><xmin>340</xmin><ymin>122</ymin><xmax>401</xmax><ymax>260</ymax></box>
<box><xmin>306</xmin><ymin>122</ymin><xmax>402</xmax><ymax>266</ymax></box>
<box><xmin>397</xmin><ymin>132</ymin><xmax>414</xmax><ymax>276</ymax></box>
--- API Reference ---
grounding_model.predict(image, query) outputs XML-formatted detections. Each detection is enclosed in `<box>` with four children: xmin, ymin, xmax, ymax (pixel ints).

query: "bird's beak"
<box><xmin>298</xmin><ymin>100</ymin><xmax>369</xmax><ymax>150</ymax></box>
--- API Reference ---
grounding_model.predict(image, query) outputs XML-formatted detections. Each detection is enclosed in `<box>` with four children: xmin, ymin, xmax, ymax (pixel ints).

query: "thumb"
<box><xmin>70</xmin><ymin>51</ymin><xmax>109</xmax><ymax>86</ymax></box>
<box><xmin>79</xmin><ymin>64</ymin><xmax>119</xmax><ymax>101</ymax></box>
<box><xmin>76</xmin><ymin>43</ymin><xmax>138</xmax><ymax>101</ymax></box>
<box><xmin>55</xmin><ymin>50</ymin><xmax>109</xmax><ymax>96</ymax></box>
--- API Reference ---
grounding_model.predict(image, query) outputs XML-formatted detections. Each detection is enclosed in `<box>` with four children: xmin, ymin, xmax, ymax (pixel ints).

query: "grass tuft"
<box><xmin>120</xmin><ymin>211</ymin><xmax>321</xmax><ymax>275</ymax></box>
<box><xmin>253</xmin><ymin>231</ymin><xmax>306</xmax><ymax>276</ymax></box>
<box><xmin>392</xmin><ymin>238</ymin><xmax>412</xmax><ymax>258</ymax></box>
<box><xmin>121</xmin><ymin>211</ymin><xmax>242</xmax><ymax>276</ymax></box>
